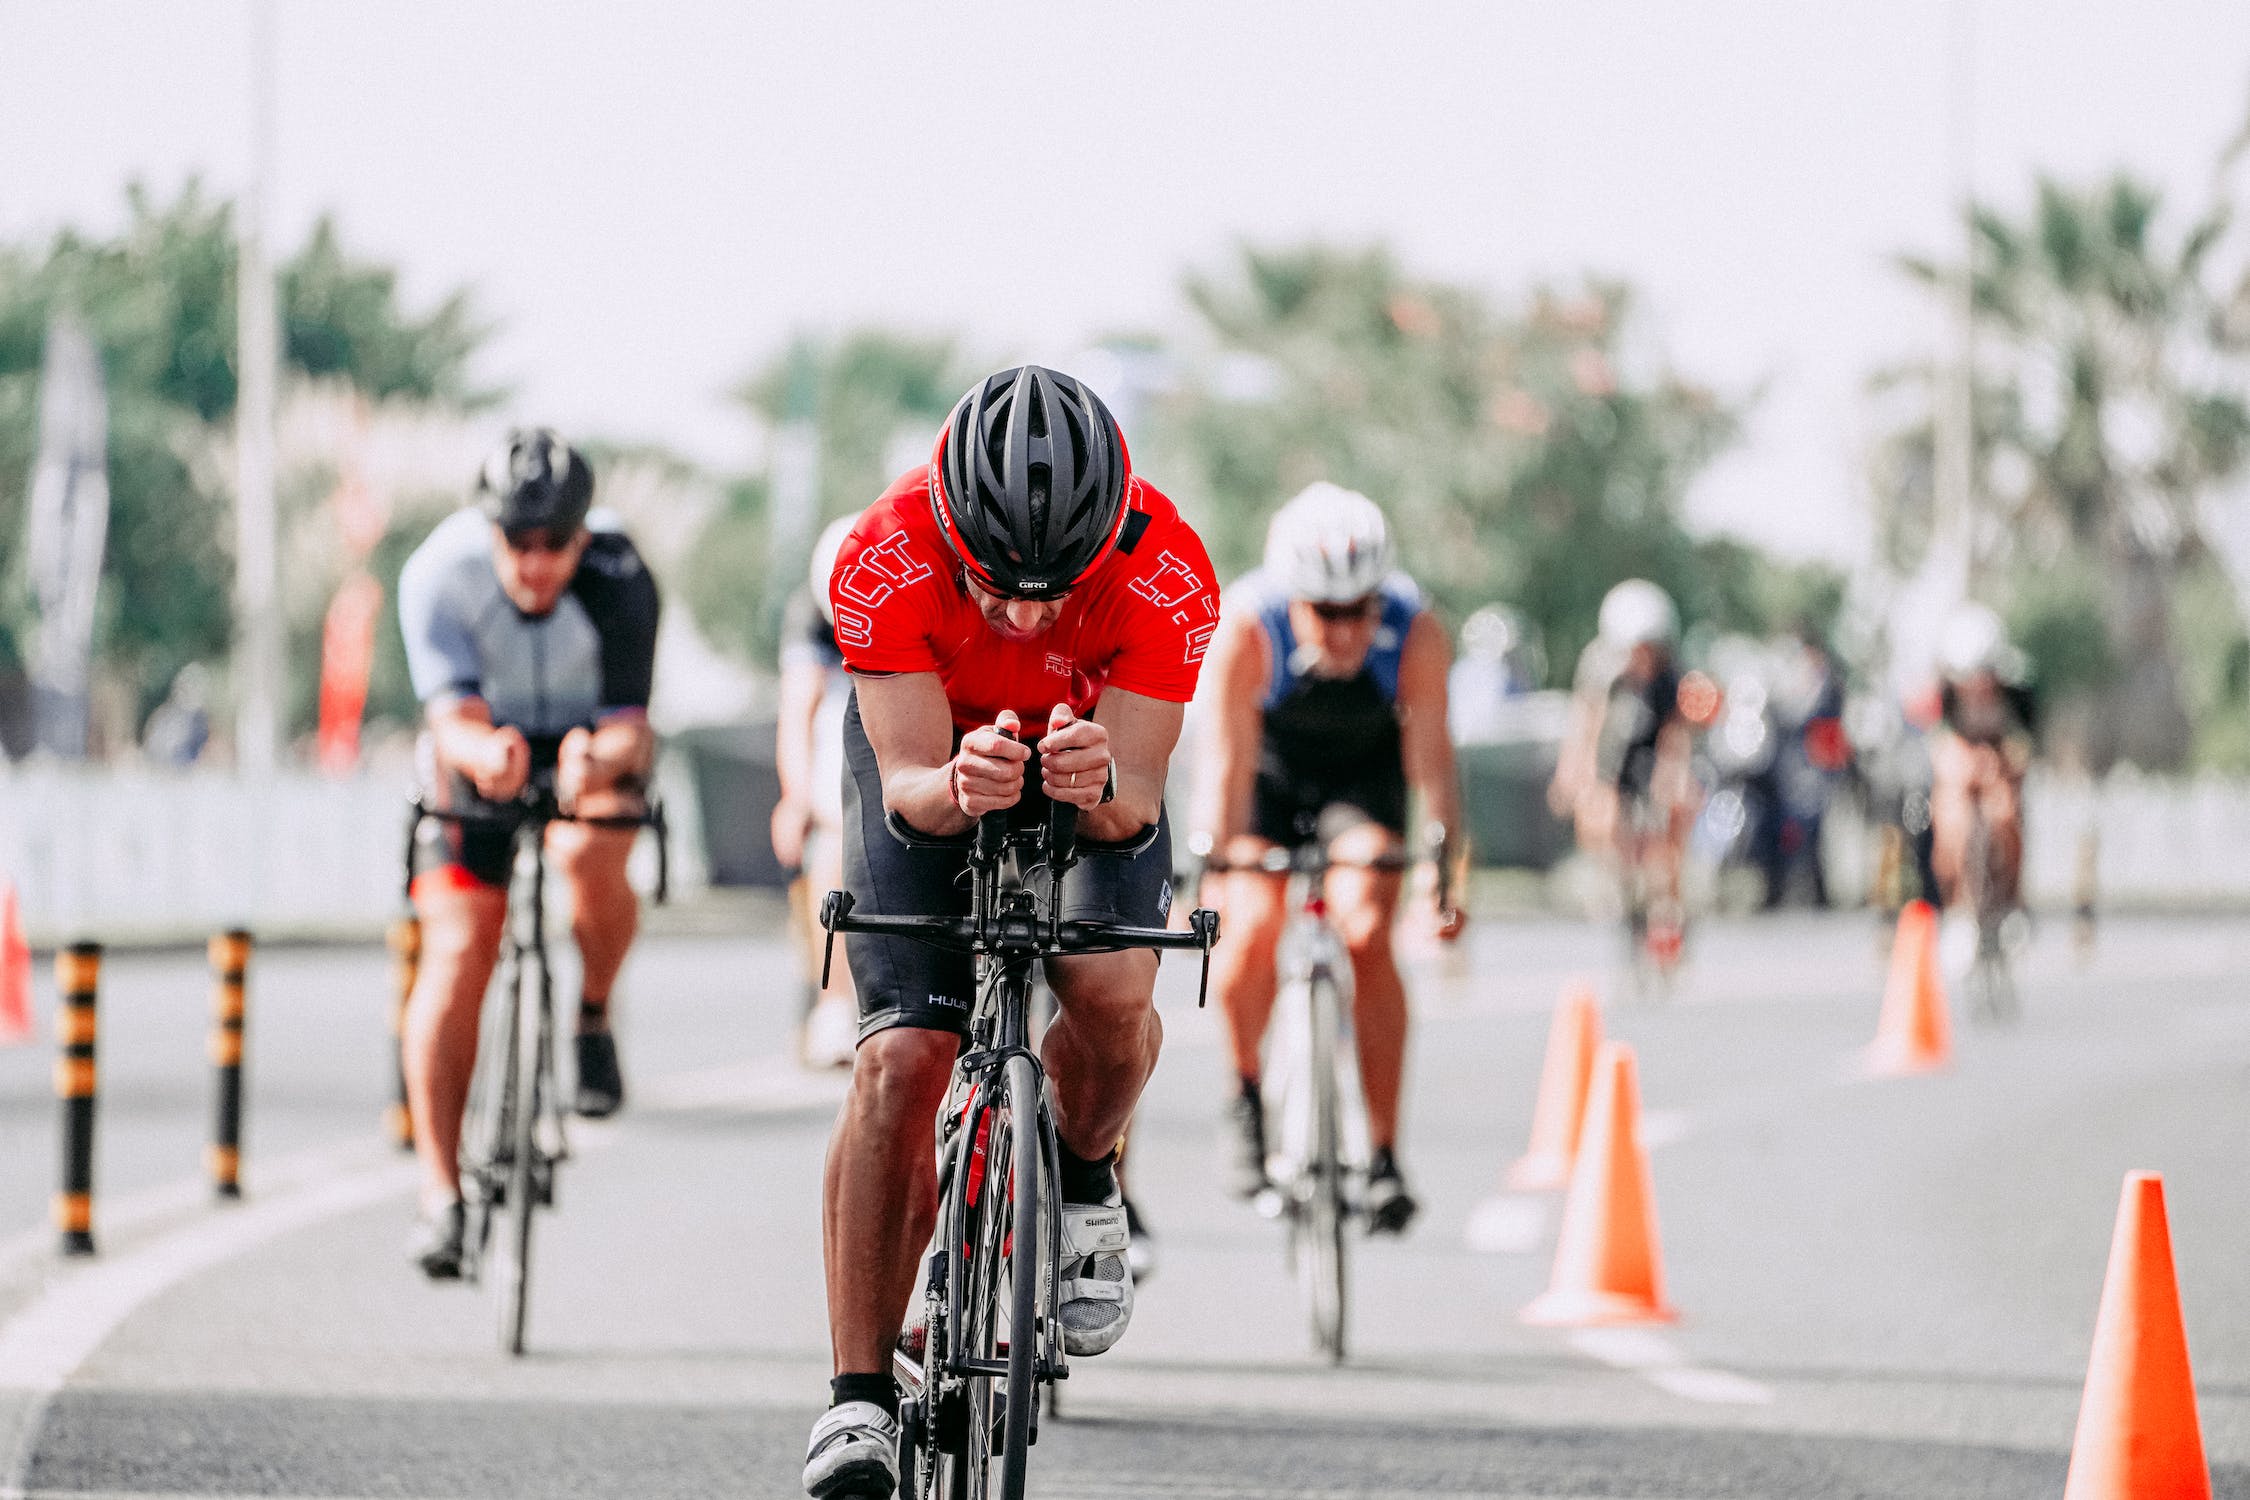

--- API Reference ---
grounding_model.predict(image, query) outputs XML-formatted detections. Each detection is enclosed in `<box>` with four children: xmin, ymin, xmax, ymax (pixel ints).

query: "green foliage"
<box><xmin>2168</xmin><ymin>554</ymin><xmax>2250</xmax><ymax>772</ymax></box>
<box><xmin>2003</xmin><ymin>555</ymin><xmax>2115</xmax><ymax>703</ymax></box>
<box><xmin>1147</xmin><ymin>244</ymin><xmax>1742</xmax><ymax>684</ymax></box>
<box><xmin>735</xmin><ymin>329</ymin><xmax>964</xmax><ymax>531</ymax></box>
<box><xmin>703</xmin><ymin>330</ymin><xmax>966</xmax><ymax>668</ymax></box>
<box><xmin>1876</xmin><ymin>170</ymin><xmax>2250</xmax><ymax>770</ymax></box>
<box><xmin>0</xmin><ymin>180</ymin><xmax>487</xmax><ymax>736</ymax></box>
<box><xmin>678</xmin><ymin>476</ymin><xmax>775</xmax><ymax>666</ymax></box>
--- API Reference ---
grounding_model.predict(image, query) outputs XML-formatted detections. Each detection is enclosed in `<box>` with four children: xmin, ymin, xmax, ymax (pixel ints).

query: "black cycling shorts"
<box><xmin>840</xmin><ymin>689</ymin><xmax>1174</xmax><ymax>1044</ymax></box>
<box><xmin>409</xmin><ymin>734</ymin><xmax>566</xmax><ymax>892</ymax></box>
<box><xmin>1250</xmin><ymin>759</ymin><xmax>1408</xmax><ymax>847</ymax></box>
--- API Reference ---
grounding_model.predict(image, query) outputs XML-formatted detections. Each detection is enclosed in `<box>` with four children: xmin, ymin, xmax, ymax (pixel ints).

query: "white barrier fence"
<box><xmin>0</xmin><ymin>761</ymin><xmax>2240</xmax><ymax>944</ymax></box>
<box><xmin>0</xmin><ymin>761</ymin><xmax>706</xmax><ymax>947</ymax></box>
<box><xmin>2024</xmin><ymin>770</ymin><xmax>2250</xmax><ymax>910</ymax></box>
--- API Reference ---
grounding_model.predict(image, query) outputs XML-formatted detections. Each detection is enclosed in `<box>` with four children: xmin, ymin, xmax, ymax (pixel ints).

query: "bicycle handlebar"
<box><xmin>405</xmin><ymin>790</ymin><xmax>672</xmax><ymax>904</ymax></box>
<box><xmin>883</xmin><ymin>808</ymin><xmax>1161</xmax><ymax>861</ymax></box>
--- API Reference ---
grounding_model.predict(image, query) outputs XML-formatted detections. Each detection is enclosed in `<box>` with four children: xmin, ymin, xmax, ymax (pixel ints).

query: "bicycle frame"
<box><xmin>825</xmin><ymin>790</ymin><xmax>1218</xmax><ymax>1499</ymax></box>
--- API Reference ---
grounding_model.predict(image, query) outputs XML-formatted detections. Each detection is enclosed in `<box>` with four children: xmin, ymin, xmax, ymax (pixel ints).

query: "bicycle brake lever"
<box><xmin>1191</xmin><ymin>907</ymin><xmax>1220</xmax><ymax>1008</ymax></box>
<box><xmin>819</xmin><ymin>889</ymin><xmax>853</xmax><ymax>990</ymax></box>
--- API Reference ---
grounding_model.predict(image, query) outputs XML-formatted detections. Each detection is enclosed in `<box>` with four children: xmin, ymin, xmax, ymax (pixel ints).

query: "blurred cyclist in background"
<box><xmin>1193</xmin><ymin>483</ymin><xmax>1465</xmax><ymax>1234</ymax></box>
<box><xmin>1550</xmin><ymin>579</ymin><xmax>1696</xmax><ymax>957</ymax></box>
<box><xmin>774</xmin><ymin>516</ymin><xmax>859</xmax><ymax>1070</ymax></box>
<box><xmin>395</xmin><ymin>429</ymin><xmax>659</xmax><ymax>1278</ymax></box>
<box><xmin>1928</xmin><ymin>602</ymin><xmax>2036</xmax><ymax>915</ymax></box>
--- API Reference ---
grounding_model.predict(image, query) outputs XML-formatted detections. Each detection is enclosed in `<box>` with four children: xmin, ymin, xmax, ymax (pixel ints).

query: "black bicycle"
<box><xmin>821</xmin><ymin>788</ymin><xmax>1217</xmax><ymax>1500</ymax></box>
<box><xmin>403</xmin><ymin>780</ymin><xmax>668</xmax><ymax>1355</ymax></box>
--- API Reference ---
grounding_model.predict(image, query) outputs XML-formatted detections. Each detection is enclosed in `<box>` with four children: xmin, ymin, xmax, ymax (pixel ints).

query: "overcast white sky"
<box><xmin>3</xmin><ymin>2</ymin><xmax>2246</xmax><ymax>562</ymax></box>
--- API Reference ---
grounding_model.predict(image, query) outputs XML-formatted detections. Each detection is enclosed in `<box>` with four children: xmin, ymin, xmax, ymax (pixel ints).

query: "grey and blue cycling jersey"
<box><xmin>397</xmin><ymin>506</ymin><xmax>660</xmax><ymax>748</ymax></box>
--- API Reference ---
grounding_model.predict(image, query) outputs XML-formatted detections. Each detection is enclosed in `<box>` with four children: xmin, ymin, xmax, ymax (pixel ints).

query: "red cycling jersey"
<box><xmin>830</xmin><ymin>466</ymin><xmax>1220</xmax><ymax>732</ymax></box>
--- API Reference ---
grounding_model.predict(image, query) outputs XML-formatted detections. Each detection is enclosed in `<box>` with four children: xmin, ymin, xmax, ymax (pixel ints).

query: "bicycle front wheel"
<box><xmin>496</xmin><ymin>958</ymin><xmax>545</xmax><ymax>1355</ymax></box>
<box><xmin>997</xmin><ymin>1053</ymin><xmax>1042</xmax><ymax>1500</ymax></box>
<box><xmin>1300</xmin><ymin>973</ymin><xmax>1348</xmax><ymax>1364</ymax></box>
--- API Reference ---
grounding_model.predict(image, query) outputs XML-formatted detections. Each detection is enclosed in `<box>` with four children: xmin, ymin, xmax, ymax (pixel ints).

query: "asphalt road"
<box><xmin>2</xmin><ymin>901</ymin><xmax>2248</xmax><ymax>1498</ymax></box>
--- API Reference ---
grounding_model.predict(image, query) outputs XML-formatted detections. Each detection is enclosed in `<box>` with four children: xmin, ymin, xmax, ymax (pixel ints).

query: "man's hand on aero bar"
<box><xmin>1038</xmin><ymin>703</ymin><xmax>1113</xmax><ymax>811</ymax></box>
<box><xmin>951</xmin><ymin>709</ymin><xmax>1031</xmax><ymax>818</ymax></box>
<box><xmin>471</xmin><ymin>725</ymin><xmax>533</xmax><ymax>803</ymax></box>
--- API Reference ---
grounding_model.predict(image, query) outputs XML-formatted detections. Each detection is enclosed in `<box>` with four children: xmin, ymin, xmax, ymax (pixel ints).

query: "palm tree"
<box><xmin>1882</xmin><ymin>174</ymin><xmax>2250</xmax><ymax>770</ymax></box>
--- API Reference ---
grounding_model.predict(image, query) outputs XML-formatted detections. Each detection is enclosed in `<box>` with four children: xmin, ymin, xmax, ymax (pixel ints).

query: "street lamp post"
<box><xmin>234</xmin><ymin>0</ymin><xmax>281</xmax><ymax>775</ymax></box>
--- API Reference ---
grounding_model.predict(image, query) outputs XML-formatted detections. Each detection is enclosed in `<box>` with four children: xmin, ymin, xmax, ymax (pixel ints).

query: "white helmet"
<box><xmin>1937</xmin><ymin>601</ymin><xmax>2008</xmax><ymax>677</ymax></box>
<box><xmin>1598</xmin><ymin>579</ymin><xmax>1679</xmax><ymax>650</ymax></box>
<box><xmin>809</xmin><ymin>516</ymin><xmax>857</xmax><ymax>627</ymax></box>
<box><xmin>1264</xmin><ymin>482</ymin><xmax>1393</xmax><ymax>604</ymax></box>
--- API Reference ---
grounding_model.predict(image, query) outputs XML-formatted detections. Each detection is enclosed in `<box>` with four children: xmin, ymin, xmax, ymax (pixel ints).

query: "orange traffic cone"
<box><xmin>0</xmin><ymin>881</ymin><xmax>30</xmax><ymax>1046</ymax></box>
<box><xmin>2062</xmin><ymin>1172</ymin><xmax>2211</xmax><ymax>1500</ymax></box>
<box><xmin>1507</xmin><ymin>983</ymin><xmax>1602</xmax><ymax>1191</ymax></box>
<box><xmin>1864</xmin><ymin>899</ymin><xmax>1950</xmax><ymax>1077</ymax></box>
<box><xmin>1522</xmin><ymin>1041</ymin><xmax>1676</xmax><ymax>1326</ymax></box>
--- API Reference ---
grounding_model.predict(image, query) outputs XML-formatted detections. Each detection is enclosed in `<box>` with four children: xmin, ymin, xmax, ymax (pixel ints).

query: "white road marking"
<box><xmin>1568</xmin><ymin>1327</ymin><xmax>1774</xmax><ymax>1407</ymax></box>
<box><xmin>0</xmin><ymin>1139</ymin><xmax>400</xmax><ymax>1288</ymax></box>
<box><xmin>1462</xmin><ymin>1194</ymin><xmax>1549</xmax><ymax>1255</ymax></box>
<box><xmin>0</xmin><ymin>1156</ymin><xmax>415</xmax><ymax>1499</ymax></box>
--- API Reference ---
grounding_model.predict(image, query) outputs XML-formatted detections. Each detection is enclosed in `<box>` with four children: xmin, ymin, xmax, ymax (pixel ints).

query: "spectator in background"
<box><xmin>142</xmin><ymin>663</ymin><xmax>211</xmax><ymax>767</ymax></box>
<box><xmin>773</xmin><ymin>517</ymin><xmax>859</xmax><ymax>1070</ymax></box>
<box><xmin>1448</xmin><ymin>605</ymin><xmax>1544</xmax><ymax>743</ymax></box>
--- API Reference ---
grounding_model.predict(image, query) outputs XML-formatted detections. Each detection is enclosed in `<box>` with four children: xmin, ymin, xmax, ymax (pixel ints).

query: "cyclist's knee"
<box><xmin>547</xmin><ymin>824</ymin><xmax>633</xmax><ymax>889</ymax></box>
<box><xmin>1049</xmin><ymin>951</ymin><xmax>1158</xmax><ymax>1033</ymax></box>
<box><xmin>848</xmin><ymin>1027</ymin><xmax>956</xmax><ymax>1123</ymax></box>
<box><xmin>414</xmin><ymin>888</ymin><xmax>505</xmax><ymax>967</ymax></box>
<box><xmin>1329</xmin><ymin>883</ymin><xmax>1398</xmax><ymax>959</ymax></box>
<box><xmin>1218</xmin><ymin>877</ymin><xmax>1288</xmax><ymax>951</ymax></box>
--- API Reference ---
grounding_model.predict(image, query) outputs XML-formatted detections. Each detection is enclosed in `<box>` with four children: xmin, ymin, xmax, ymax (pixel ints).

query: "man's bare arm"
<box><xmin>1189</xmin><ymin>609</ymin><xmax>1269</xmax><ymax>851</ymax></box>
<box><xmin>1078</xmin><ymin>688</ymin><xmax>1186</xmax><ymax>843</ymax></box>
<box><xmin>1397</xmin><ymin>611</ymin><xmax>1462</xmax><ymax>846</ymax></box>
<box><xmin>854</xmin><ymin>671</ymin><xmax>982</xmax><ymax>836</ymax></box>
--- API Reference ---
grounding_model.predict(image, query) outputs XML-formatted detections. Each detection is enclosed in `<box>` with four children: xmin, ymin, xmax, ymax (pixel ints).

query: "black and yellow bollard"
<box><xmin>54</xmin><ymin>941</ymin><xmax>100</xmax><ymax>1256</ymax></box>
<box><xmin>386</xmin><ymin>917</ymin><xmax>419</xmax><ymax>1151</ymax></box>
<box><xmin>208</xmin><ymin>929</ymin><xmax>251</xmax><ymax>1200</ymax></box>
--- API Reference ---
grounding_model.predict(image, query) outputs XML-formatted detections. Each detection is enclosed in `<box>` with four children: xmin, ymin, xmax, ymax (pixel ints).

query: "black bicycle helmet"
<box><xmin>475</xmin><ymin>427</ymin><xmax>594</xmax><ymax>534</ymax></box>
<box><xmin>930</xmin><ymin>365</ymin><xmax>1131</xmax><ymax>596</ymax></box>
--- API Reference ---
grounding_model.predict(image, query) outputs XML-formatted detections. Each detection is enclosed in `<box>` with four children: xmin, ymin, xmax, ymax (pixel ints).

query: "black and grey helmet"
<box><xmin>475</xmin><ymin>427</ymin><xmax>594</xmax><ymax>535</ymax></box>
<box><xmin>930</xmin><ymin>365</ymin><xmax>1131</xmax><ymax>597</ymax></box>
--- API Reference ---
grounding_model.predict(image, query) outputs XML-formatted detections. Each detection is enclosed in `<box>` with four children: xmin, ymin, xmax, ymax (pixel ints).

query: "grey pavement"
<box><xmin>1</xmin><ymin>908</ymin><xmax>2248</xmax><ymax>1497</ymax></box>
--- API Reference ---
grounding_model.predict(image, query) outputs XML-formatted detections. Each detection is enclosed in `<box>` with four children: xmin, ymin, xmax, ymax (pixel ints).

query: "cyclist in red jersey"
<box><xmin>804</xmin><ymin>367</ymin><xmax>1217</xmax><ymax>1500</ymax></box>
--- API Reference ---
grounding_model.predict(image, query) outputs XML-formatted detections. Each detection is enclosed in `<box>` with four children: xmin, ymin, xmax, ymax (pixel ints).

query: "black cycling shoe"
<box><xmin>1223</xmin><ymin>1083</ymin><xmax>1269</xmax><ymax>1201</ymax></box>
<box><xmin>573</xmin><ymin>1029</ymin><xmax>625</xmax><ymax>1118</ymax></box>
<box><xmin>1363</xmin><ymin>1148</ymin><xmax>1420</xmax><ymax>1236</ymax></box>
<box><xmin>408</xmin><ymin>1199</ymin><xmax>466</xmax><ymax>1280</ymax></box>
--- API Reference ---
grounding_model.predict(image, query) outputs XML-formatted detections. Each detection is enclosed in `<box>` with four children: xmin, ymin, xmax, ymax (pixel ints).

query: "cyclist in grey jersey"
<box><xmin>395</xmin><ymin>429</ymin><xmax>660</xmax><ymax>1279</ymax></box>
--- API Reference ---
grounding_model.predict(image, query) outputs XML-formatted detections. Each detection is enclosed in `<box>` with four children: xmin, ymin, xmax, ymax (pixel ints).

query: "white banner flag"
<box><xmin>24</xmin><ymin>314</ymin><xmax>110</xmax><ymax>759</ymax></box>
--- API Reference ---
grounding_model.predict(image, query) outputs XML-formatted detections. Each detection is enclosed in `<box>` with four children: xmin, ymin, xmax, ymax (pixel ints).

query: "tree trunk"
<box><xmin>2087</xmin><ymin>541</ymin><xmax>2193</xmax><ymax>773</ymax></box>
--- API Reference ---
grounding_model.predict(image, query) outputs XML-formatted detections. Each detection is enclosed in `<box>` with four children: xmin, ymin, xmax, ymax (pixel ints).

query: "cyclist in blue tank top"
<box><xmin>1190</xmin><ymin>484</ymin><xmax>1466</xmax><ymax>1235</ymax></box>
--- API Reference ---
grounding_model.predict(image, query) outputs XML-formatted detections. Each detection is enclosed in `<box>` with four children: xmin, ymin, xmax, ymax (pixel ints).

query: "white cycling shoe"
<box><xmin>802</xmin><ymin>1401</ymin><xmax>899</xmax><ymax>1499</ymax></box>
<box><xmin>1058</xmin><ymin>1194</ymin><xmax>1135</xmax><ymax>1356</ymax></box>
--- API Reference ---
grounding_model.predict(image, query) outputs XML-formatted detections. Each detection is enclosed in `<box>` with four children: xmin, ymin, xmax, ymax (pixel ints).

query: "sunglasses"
<box><xmin>1308</xmin><ymin>596</ymin><xmax>1378</xmax><ymax>623</ymax></box>
<box><xmin>965</xmin><ymin>572</ymin><xmax>1073</xmax><ymax>607</ymax></box>
<box><xmin>501</xmin><ymin>526</ymin><xmax>579</xmax><ymax>555</ymax></box>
